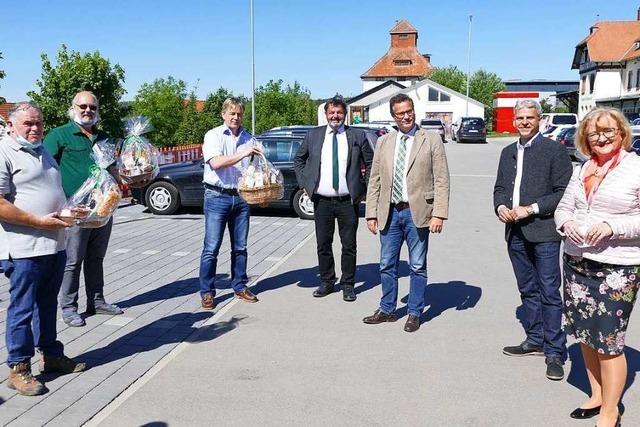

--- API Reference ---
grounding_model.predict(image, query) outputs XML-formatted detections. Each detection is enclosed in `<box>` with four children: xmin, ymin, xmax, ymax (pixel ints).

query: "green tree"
<box><xmin>28</xmin><ymin>45</ymin><xmax>126</xmax><ymax>135</ymax></box>
<box><xmin>245</xmin><ymin>79</ymin><xmax>316</xmax><ymax>134</ymax></box>
<box><xmin>174</xmin><ymin>90</ymin><xmax>206</xmax><ymax>146</ymax></box>
<box><xmin>131</xmin><ymin>76</ymin><xmax>187</xmax><ymax>147</ymax></box>
<box><xmin>426</xmin><ymin>65</ymin><xmax>466</xmax><ymax>94</ymax></box>
<box><xmin>540</xmin><ymin>99</ymin><xmax>553</xmax><ymax>114</ymax></box>
<box><xmin>200</xmin><ymin>87</ymin><xmax>235</xmax><ymax>133</ymax></box>
<box><xmin>0</xmin><ymin>52</ymin><xmax>6</xmax><ymax>104</ymax></box>
<box><xmin>468</xmin><ymin>69</ymin><xmax>505</xmax><ymax>126</ymax></box>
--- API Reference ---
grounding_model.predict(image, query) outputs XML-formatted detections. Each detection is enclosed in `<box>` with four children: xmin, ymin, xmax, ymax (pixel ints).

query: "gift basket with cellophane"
<box><xmin>238</xmin><ymin>148</ymin><xmax>284</xmax><ymax>207</ymax></box>
<box><xmin>118</xmin><ymin>116</ymin><xmax>160</xmax><ymax>187</ymax></box>
<box><xmin>59</xmin><ymin>140</ymin><xmax>122</xmax><ymax>228</ymax></box>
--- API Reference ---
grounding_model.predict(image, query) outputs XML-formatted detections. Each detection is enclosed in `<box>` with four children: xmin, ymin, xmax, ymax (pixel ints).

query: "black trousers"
<box><xmin>313</xmin><ymin>196</ymin><xmax>359</xmax><ymax>287</ymax></box>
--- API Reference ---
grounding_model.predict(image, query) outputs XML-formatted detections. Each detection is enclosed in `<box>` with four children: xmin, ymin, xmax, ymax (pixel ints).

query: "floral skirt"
<box><xmin>563</xmin><ymin>254</ymin><xmax>639</xmax><ymax>355</ymax></box>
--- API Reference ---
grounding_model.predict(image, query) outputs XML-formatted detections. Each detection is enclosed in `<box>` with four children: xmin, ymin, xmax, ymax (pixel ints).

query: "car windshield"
<box><xmin>462</xmin><ymin>118</ymin><xmax>484</xmax><ymax>127</ymax></box>
<box><xmin>551</xmin><ymin>115</ymin><xmax>577</xmax><ymax>125</ymax></box>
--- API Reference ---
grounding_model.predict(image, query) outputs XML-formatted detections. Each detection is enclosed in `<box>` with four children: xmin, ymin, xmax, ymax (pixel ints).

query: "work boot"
<box><xmin>7</xmin><ymin>362</ymin><xmax>46</xmax><ymax>396</ymax></box>
<box><xmin>39</xmin><ymin>355</ymin><xmax>87</xmax><ymax>375</ymax></box>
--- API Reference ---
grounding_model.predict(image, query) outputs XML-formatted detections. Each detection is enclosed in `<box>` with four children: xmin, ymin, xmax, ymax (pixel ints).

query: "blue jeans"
<box><xmin>379</xmin><ymin>208</ymin><xmax>430</xmax><ymax>317</ymax></box>
<box><xmin>507</xmin><ymin>230</ymin><xmax>566</xmax><ymax>359</ymax></box>
<box><xmin>199</xmin><ymin>189</ymin><xmax>250</xmax><ymax>296</ymax></box>
<box><xmin>2</xmin><ymin>251</ymin><xmax>66</xmax><ymax>366</ymax></box>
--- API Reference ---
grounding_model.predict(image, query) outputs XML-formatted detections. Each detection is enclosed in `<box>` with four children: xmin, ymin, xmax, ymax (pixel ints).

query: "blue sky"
<box><xmin>1</xmin><ymin>0</ymin><xmax>637</xmax><ymax>102</ymax></box>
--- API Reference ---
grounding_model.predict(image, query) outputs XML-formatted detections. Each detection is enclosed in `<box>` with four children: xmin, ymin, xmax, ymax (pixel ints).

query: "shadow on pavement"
<box><xmin>397</xmin><ymin>281</ymin><xmax>482</xmax><ymax>323</ymax></box>
<box><xmin>567</xmin><ymin>343</ymin><xmax>640</xmax><ymax>414</ymax></box>
<box><xmin>140</xmin><ymin>423</ymin><xmax>168</xmax><ymax>427</ymax></box>
<box><xmin>116</xmin><ymin>276</ymin><xmax>228</xmax><ymax>309</ymax></box>
<box><xmin>75</xmin><ymin>312</ymin><xmax>246</xmax><ymax>369</ymax></box>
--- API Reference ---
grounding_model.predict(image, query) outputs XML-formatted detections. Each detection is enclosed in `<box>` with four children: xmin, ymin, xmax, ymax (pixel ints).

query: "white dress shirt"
<box><xmin>202</xmin><ymin>124</ymin><xmax>254</xmax><ymax>189</ymax></box>
<box><xmin>316</xmin><ymin>125</ymin><xmax>349</xmax><ymax>197</ymax></box>
<box><xmin>391</xmin><ymin>125</ymin><xmax>417</xmax><ymax>203</ymax></box>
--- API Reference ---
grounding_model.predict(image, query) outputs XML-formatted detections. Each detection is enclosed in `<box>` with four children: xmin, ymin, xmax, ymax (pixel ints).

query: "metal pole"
<box><xmin>251</xmin><ymin>0</ymin><xmax>256</xmax><ymax>135</ymax></box>
<box><xmin>465</xmin><ymin>15</ymin><xmax>472</xmax><ymax>116</ymax></box>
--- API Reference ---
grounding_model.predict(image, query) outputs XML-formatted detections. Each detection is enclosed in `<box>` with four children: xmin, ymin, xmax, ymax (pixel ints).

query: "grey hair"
<box><xmin>513</xmin><ymin>99</ymin><xmax>542</xmax><ymax>116</ymax></box>
<box><xmin>7</xmin><ymin>102</ymin><xmax>42</xmax><ymax>121</ymax></box>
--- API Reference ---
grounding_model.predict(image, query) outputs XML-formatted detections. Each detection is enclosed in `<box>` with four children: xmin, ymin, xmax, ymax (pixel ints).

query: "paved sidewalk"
<box><xmin>0</xmin><ymin>204</ymin><xmax>314</xmax><ymax>426</ymax></box>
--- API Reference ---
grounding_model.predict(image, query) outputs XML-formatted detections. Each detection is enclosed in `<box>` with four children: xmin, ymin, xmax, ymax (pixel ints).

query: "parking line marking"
<box><xmin>103</xmin><ymin>317</ymin><xmax>134</xmax><ymax>327</ymax></box>
<box><xmin>296</xmin><ymin>223</ymin><xmax>307</xmax><ymax>227</ymax></box>
<box><xmin>141</xmin><ymin>250</ymin><xmax>160</xmax><ymax>255</ymax></box>
<box><xmin>265</xmin><ymin>257</ymin><xmax>282</xmax><ymax>262</ymax></box>
<box><xmin>113</xmin><ymin>249</ymin><xmax>132</xmax><ymax>254</ymax></box>
<box><xmin>158</xmin><ymin>218</ymin><xmax>172</xmax><ymax>221</ymax></box>
<box><xmin>273</xmin><ymin>222</ymin><xmax>285</xmax><ymax>225</ymax></box>
<box><xmin>251</xmin><ymin>221</ymin><xmax>262</xmax><ymax>225</ymax></box>
<box><xmin>171</xmin><ymin>251</ymin><xmax>189</xmax><ymax>257</ymax></box>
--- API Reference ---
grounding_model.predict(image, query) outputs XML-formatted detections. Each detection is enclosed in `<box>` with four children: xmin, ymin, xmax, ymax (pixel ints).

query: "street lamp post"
<box><xmin>465</xmin><ymin>14</ymin><xmax>472</xmax><ymax>116</ymax></box>
<box><xmin>251</xmin><ymin>0</ymin><xmax>256</xmax><ymax>135</ymax></box>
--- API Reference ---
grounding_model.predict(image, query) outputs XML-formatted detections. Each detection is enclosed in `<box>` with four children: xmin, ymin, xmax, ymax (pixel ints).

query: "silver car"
<box><xmin>419</xmin><ymin>119</ymin><xmax>446</xmax><ymax>143</ymax></box>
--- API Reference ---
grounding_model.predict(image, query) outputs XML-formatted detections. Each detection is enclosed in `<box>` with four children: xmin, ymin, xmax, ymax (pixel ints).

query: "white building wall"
<box><xmin>367</xmin><ymin>83</ymin><xmax>484</xmax><ymax>124</ymax></box>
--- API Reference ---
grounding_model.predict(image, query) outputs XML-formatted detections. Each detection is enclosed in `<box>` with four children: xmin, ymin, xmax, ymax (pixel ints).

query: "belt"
<box><xmin>204</xmin><ymin>183</ymin><xmax>239</xmax><ymax>196</ymax></box>
<box><xmin>315</xmin><ymin>194</ymin><xmax>351</xmax><ymax>202</ymax></box>
<box><xmin>392</xmin><ymin>202</ymin><xmax>410</xmax><ymax>211</ymax></box>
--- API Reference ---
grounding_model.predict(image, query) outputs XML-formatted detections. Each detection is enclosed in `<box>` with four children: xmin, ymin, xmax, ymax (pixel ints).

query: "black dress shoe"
<box><xmin>404</xmin><ymin>314</ymin><xmax>420</xmax><ymax>332</ymax></box>
<box><xmin>363</xmin><ymin>309</ymin><xmax>397</xmax><ymax>324</ymax></box>
<box><xmin>342</xmin><ymin>285</ymin><xmax>356</xmax><ymax>302</ymax></box>
<box><xmin>569</xmin><ymin>405</ymin><xmax>600</xmax><ymax>419</ymax></box>
<box><xmin>502</xmin><ymin>341</ymin><xmax>543</xmax><ymax>357</ymax></box>
<box><xmin>313</xmin><ymin>284</ymin><xmax>334</xmax><ymax>298</ymax></box>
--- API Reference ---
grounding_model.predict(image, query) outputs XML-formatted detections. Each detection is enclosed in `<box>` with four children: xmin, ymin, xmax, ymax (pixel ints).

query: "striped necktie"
<box><xmin>391</xmin><ymin>135</ymin><xmax>409</xmax><ymax>203</ymax></box>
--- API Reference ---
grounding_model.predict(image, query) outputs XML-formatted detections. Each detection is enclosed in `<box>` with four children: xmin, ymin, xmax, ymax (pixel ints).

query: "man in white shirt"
<box><xmin>294</xmin><ymin>96</ymin><xmax>373</xmax><ymax>302</ymax></box>
<box><xmin>493</xmin><ymin>99</ymin><xmax>573</xmax><ymax>380</ymax></box>
<box><xmin>199</xmin><ymin>98</ymin><xmax>262</xmax><ymax>309</ymax></box>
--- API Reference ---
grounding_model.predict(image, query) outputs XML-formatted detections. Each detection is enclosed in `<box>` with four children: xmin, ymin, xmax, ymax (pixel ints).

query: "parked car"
<box><xmin>419</xmin><ymin>119</ymin><xmax>446</xmax><ymax>143</ymax></box>
<box><xmin>555</xmin><ymin>126</ymin><xmax>581</xmax><ymax>161</ymax></box>
<box><xmin>131</xmin><ymin>134</ymin><xmax>315</xmax><ymax>219</ymax></box>
<box><xmin>542</xmin><ymin>125</ymin><xmax>567</xmax><ymax>141</ymax></box>
<box><xmin>632</xmin><ymin>118</ymin><xmax>640</xmax><ymax>126</ymax></box>
<box><xmin>456</xmin><ymin>117</ymin><xmax>487</xmax><ymax>143</ymax></box>
<box><xmin>540</xmin><ymin>113</ymin><xmax>578</xmax><ymax>133</ymax></box>
<box><xmin>632</xmin><ymin>125</ymin><xmax>640</xmax><ymax>153</ymax></box>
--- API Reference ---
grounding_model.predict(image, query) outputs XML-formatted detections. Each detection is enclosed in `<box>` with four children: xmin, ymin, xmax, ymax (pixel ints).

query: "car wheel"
<box><xmin>145</xmin><ymin>181</ymin><xmax>180</xmax><ymax>215</ymax></box>
<box><xmin>292</xmin><ymin>189</ymin><xmax>314</xmax><ymax>220</ymax></box>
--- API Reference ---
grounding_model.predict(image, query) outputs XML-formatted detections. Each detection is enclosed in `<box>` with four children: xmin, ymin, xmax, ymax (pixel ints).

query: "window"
<box><xmin>261</xmin><ymin>139</ymin><xmax>298</xmax><ymax>162</ymax></box>
<box><xmin>440</xmin><ymin>93</ymin><xmax>451</xmax><ymax>102</ymax></box>
<box><xmin>399</xmin><ymin>34</ymin><xmax>408</xmax><ymax>40</ymax></box>
<box><xmin>428</xmin><ymin>87</ymin><xmax>439</xmax><ymax>102</ymax></box>
<box><xmin>393</xmin><ymin>59</ymin><xmax>411</xmax><ymax>66</ymax></box>
<box><xmin>628</xmin><ymin>71</ymin><xmax>634</xmax><ymax>91</ymax></box>
<box><xmin>589</xmin><ymin>74</ymin><xmax>595</xmax><ymax>94</ymax></box>
<box><xmin>636</xmin><ymin>70</ymin><xmax>640</xmax><ymax>89</ymax></box>
<box><xmin>580</xmin><ymin>77</ymin><xmax>586</xmax><ymax>95</ymax></box>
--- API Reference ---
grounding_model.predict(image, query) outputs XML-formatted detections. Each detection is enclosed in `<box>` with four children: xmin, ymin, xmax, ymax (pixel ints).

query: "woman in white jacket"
<box><xmin>555</xmin><ymin>107</ymin><xmax>639</xmax><ymax>427</ymax></box>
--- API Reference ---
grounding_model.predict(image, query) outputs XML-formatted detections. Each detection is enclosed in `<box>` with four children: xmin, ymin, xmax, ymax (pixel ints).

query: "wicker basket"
<box><xmin>238</xmin><ymin>154</ymin><xmax>284</xmax><ymax>206</ymax></box>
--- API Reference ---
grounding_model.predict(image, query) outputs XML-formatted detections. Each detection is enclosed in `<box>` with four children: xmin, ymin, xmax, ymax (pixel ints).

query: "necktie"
<box><xmin>332</xmin><ymin>130</ymin><xmax>339</xmax><ymax>192</ymax></box>
<box><xmin>391</xmin><ymin>135</ymin><xmax>409</xmax><ymax>203</ymax></box>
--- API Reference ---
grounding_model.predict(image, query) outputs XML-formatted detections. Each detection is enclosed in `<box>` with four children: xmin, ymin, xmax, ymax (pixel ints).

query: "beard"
<box><xmin>72</xmin><ymin>111</ymin><xmax>99</xmax><ymax>127</ymax></box>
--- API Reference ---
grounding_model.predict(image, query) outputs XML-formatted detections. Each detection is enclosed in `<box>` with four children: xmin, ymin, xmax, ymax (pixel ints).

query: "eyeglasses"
<box><xmin>393</xmin><ymin>109</ymin><xmax>415</xmax><ymax>119</ymax></box>
<box><xmin>75</xmin><ymin>103</ymin><xmax>98</xmax><ymax>111</ymax></box>
<box><xmin>586</xmin><ymin>128</ymin><xmax>618</xmax><ymax>142</ymax></box>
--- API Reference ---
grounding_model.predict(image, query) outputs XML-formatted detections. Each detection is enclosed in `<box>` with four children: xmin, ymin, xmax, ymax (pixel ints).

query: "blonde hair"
<box><xmin>576</xmin><ymin>107</ymin><xmax>632</xmax><ymax>157</ymax></box>
<box><xmin>221</xmin><ymin>97</ymin><xmax>244</xmax><ymax>114</ymax></box>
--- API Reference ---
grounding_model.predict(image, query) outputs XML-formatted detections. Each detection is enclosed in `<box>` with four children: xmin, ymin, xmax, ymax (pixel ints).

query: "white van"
<box><xmin>540</xmin><ymin>113</ymin><xmax>578</xmax><ymax>133</ymax></box>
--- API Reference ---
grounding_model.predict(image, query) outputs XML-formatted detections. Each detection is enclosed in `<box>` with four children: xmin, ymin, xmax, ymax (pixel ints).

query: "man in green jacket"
<box><xmin>44</xmin><ymin>91</ymin><xmax>123</xmax><ymax>327</ymax></box>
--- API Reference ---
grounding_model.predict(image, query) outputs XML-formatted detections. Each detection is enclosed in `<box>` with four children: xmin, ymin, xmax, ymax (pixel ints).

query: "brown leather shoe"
<box><xmin>201</xmin><ymin>293</ymin><xmax>216</xmax><ymax>310</ymax></box>
<box><xmin>39</xmin><ymin>354</ymin><xmax>87</xmax><ymax>375</ymax></box>
<box><xmin>7</xmin><ymin>362</ymin><xmax>46</xmax><ymax>396</ymax></box>
<box><xmin>236</xmin><ymin>289</ymin><xmax>259</xmax><ymax>303</ymax></box>
<box><xmin>404</xmin><ymin>314</ymin><xmax>421</xmax><ymax>333</ymax></box>
<box><xmin>363</xmin><ymin>309</ymin><xmax>398</xmax><ymax>324</ymax></box>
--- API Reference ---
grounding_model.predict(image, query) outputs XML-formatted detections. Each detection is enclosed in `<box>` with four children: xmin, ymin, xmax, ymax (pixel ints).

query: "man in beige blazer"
<box><xmin>363</xmin><ymin>93</ymin><xmax>450</xmax><ymax>333</ymax></box>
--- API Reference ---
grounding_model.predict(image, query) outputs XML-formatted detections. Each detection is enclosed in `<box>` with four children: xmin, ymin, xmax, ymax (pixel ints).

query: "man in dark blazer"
<box><xmin>493</xmin><ymin>99</ymin><xmax>573</xmax><ymax>381</ymax></box>
<box><xmin>294</xmin><ymin>96</ymin><xmax>374</xmax><ymax>302</ymax></box>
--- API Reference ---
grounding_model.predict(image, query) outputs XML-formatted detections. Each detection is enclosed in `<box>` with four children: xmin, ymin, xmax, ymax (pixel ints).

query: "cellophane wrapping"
<box><xmin>118</xmin><ymin>116</ymin><xmax>160</xmax><ymax>187</ymax></box>
<box><xmin>59</xmin><ymin>140</ymin><xmax>122</xmax><ymax>228</ymax></box>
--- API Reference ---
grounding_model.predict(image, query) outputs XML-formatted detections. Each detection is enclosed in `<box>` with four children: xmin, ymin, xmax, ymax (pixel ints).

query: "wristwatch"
<box><xmin>525</xmin><ymin>205</ymin><xmax>535</xmax><ymax>216</ymax></box>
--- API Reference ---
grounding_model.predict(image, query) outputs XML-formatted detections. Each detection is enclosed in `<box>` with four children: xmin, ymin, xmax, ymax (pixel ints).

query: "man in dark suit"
<box><xmin>294</xmin><ymin>96</ymin><xmax>374</xmax><ymax>302</ymax></box>
<box><xmin>493</xmin><ymin>99</ymin><xmax>573</xmax><ymax>381</ymax></box>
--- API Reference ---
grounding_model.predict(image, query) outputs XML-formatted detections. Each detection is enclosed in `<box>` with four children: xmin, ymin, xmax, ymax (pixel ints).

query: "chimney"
<box><xmin>422</xmin><ymin>54</ymin><xmax>431</xmax><ymax>65</ymax></box>
<box><xmin>637</xmin><ymin>6</ymin><xmax>640</xmax><ymax>20</ymax></box>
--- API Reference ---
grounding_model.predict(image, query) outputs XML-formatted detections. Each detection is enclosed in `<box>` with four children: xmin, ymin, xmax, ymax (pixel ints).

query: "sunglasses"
<box><xmin>75</xmin><ymin>103</ymin><xmax>98</xmax><ymax>111</ymax></box>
